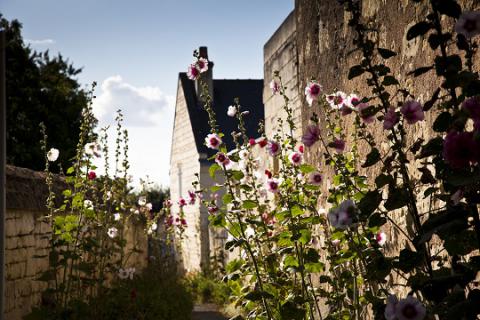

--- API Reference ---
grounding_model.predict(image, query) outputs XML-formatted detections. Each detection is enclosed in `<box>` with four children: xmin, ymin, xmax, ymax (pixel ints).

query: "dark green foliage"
<box><xmin>1</xmin><ymin>15</ymin><xmax>90</xmax><ymax>171</ymax></box>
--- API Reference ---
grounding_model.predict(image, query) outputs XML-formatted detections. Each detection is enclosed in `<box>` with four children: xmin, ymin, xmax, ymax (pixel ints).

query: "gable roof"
<box><xmin>179</xmin><ymin>73</ymin><xmax>264</xmax><ymax>159</ymax></box>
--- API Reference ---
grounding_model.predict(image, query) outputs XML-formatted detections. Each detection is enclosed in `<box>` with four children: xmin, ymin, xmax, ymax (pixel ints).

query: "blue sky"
<box><xmin>1</xmin><ymin>0</ymin><xmax>294</xmax><ymax>187</ymax></box>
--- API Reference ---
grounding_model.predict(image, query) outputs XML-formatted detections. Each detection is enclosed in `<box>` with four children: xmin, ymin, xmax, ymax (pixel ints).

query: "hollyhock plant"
<box><xmin>455</xmin><ymin>11</ymin><xmax>480</xmax><ymax>39</ymax></box>
<box><xmin>302</xmin><ymin>124</ymin><xmax>321</xmax><ymax>147</ymax></box>
<box><xmin>376</xmin><ymin>232</ymin><xmax>387</xmax><ymax>246</ymax></box>
<box><xmin>329</xmin><ymin>138</ymin><xmax>345</xmax><ymax>153</ymax></box>
<box><xmin>178</xmin><ymin>198</ymin><xmax>187</xmax><ymax>208</ymax></box>
<box><xmin>401</xmin><ymin>100</ymin><xmax>425</xmax><ymax>124</ymax></box>
<box><xmin>462</xmin><ymin>96</ymin><xmax>480</xmax><ymax>121</ymax></box>
<box><xmin>270</xmin><ymin>79</ymin><xmax>281</xmax><ymax>95</ymax></box>
<box><xmin>326</xmin><ymin>91</ymin><xmax>347</xmax><ymax>110</ymax></box>
<box><xmin>357</xmin><ymin>103</ymin><xmax>375</xmax><ymax>123</ymax></box>
<box><xmin>308</xmin><ymin>171</ymin><xmax>323</xmax><ymax>185</ymax></box>
<box><xmin>288</xmin><ymin>151</ymin><xmax>303</xmax><ymax>166</ymax></box>
<box><xmin>227</xmin><ymin>105</ymin><xmax>237</xmax><ymax>117</ymax></box>
<box><xmin>443</xmin><ymin>131</ymin><xmax>479</xmax><ymax>168</ymax></box>
<box><xmin>266</xmin><ymin>178</ymin><xmax>281</xmax><ymax>193</ymax></box>
<box><xmin>47</xmin><ymin>148</ymin><xmax>59</xmax><ymax>162</ymax></box>
<box><xmin>266</xmin><ymin>140</ymin><xmax>281</xmax><ymax>156</ymax></box>
<box><xmin>304</xmin><ymin>81</ymin><xmax>323</xmax><ymax>106</ymax></box>
<box><xmin>205</xmin><ymin>133</ymin><xmax>222</xmax><ymax>149</ymax></box>
<box><xmin>384</xmin><ymin>107</ymin><xmax>399</xmax><ymax>130</ymax></box>
<box><xmin>188</xmin><ymin>190</ymin><xmax>196</xmax><ymax>205</ymax></box>
<box><xmin>328</xmin><ymin>200</ymin><xmax>355</xmax><ymax>229</ymax></box>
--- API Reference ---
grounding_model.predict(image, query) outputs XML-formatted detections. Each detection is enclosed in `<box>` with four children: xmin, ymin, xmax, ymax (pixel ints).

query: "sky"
<box><xmin>1</xmin><ymin>0</ymin><xmax>294</xmax><ymax>187</ymax></box>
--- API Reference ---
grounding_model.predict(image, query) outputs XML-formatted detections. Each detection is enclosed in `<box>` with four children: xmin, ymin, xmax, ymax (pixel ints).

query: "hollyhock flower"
<box><xmin>188</xmin><ymin>190</ymin><xmax>196</xmax><ymax>205</ymax></box>
<box><xmin>246</xmin><ymin>138</ymin><xmax>255</xmax><ymax>147</ymax></box>
<box><xmin>384</xmin><ymin>107</ymin><xmax>399</xmax><ymax>130</ymax></box>
<box><xmin>164</xmin><ymin>199</ymin><xmax>173</xmax><ymax>208</ymax></box>
<box><xmin>443</xmin><ymin>131</ymin><xmax>479</xmax><ymax>168</ymax></box>
<box><xmin>329</xmin><ymin>138</ymin><xmax>345</xmax><ymax>153</ymax></box>
<box><xmin>187</xmin><ymin>63</ymin><xmax>200</xmax><ymax>80</ymax></box>
<box><xmin>261</xmin><ymin>213</ymin><xmax>276</xmax><ymax>225</ymax></box>
<box><xmin>178</xmin><ymin>198</ymin><xmax>187</xmax><ymax>208</ymax></box>
<box><xmin>84</xmin><ymin>142</ymin><xmax>101</xmax><ymax>157</ymax></box>
<box><xmin>396</xmin><ymin>296</ymin><xmax>426</xmax><ymax>320</ymax></box>
<box><xmin>270</xmin><ymin>79</ymin><xmax>281</xmax><ymax>95</ymax></box>
<box><xmin>138</xmin><ymin>196</ymin><xmax>147</xmax><ymax>206</ymax></box>
<box><xmin>266</xmin><ymin>178</ymin><xmax>281</xmax><ymax>193</ymax></box>
<box><xmin>346</xmin><ymin>93</ymin><xmax>360</xmax><ymax>108</ymax></box>
<box><xmin>227</xmin><ymin>105</ymin><xmax>237</xmax><ymax>117</ymax></box>
<box><xmin>113</xmin><ymin>213</ymin><xmax>121</xmax><ymax>221</ymax></box>
<box><xmin>302</xmin><ymin>124</ymin><xmax>321</xmax><ymax>147</ymax></box>
<box><xmin>267</xmin><ymin>140</ymin><xmax>281</xmax><ymax>156</ymax></box>
<box><xmin>107</xmin><ymin>227</ymin><xmax>118</xmax><ymax>238</ymax></box>
<box><xmin>376</xmin><ymin>232</ymin><xmax>387</xmax><ymax>246</ymax></box>
<box><xmin>328</xmin><ymin>200</ymin><xmax>355</xmax><ymax>229</ymax></box>
<box><xmin>215</xmin><ymin>152</ymin><xmax>231</xmax><ymax>167</ymax></box>
<box><xmin>197</xmin><ymin>57</ymin><xmax>209</xmax><ymax>73</ymax></box>
<box><xmin>455</xmin><ymin>11</ymin><xmax>480</xmax><ymax>39</ymax></box>
<box><xmin>385</xmin><ymin>295</ymin><xmax>398</xmax><ymax>320</ymax></box>
<box><xmin>208</xmin><ymin>206</ymin><xmax>218</xmax><ymax>214</ymax></box>
<box><xmin>257</xmin><ymin>137</ymin><xmax>268</xmax><ymax>148</ymax></box>
<box><xmin>462</xmin><ymin>96</ymin><xmax>480</xmax><ymax>121</ymax></box>
<box><xmin>83</xmin><ymin>200</ymin><xmax>94</xmax><ymax>210</ymax></box>
<box><xmin>146</xmin><ymin>203</ymin><xmax>153</xmax><ymax>211</ymax></box>
<box><xmin>205</xmin><ymin>133</ymin><xmax>222</xmax><ymax>149</ymax></box>
<box><xmin>326</xmin><ymin>91</ymin><xmax>347</xmax><ymax>110</ymax></box>
<box><xmin>265</xmin><ymin>169</ymin><xmax>273</xmax><ymax>179</ymax></box>
<box><xmin>47</xmin><ymin>148</ymin><xmax>59</xmax><ymax>162</ymax></box>
<box><xmin>401</xmin><ymin>101</ymin><xmax>425</xmax><ymax>124</ymax></box>
<box><xmin>298</xmin><ymin>145</ymin><xmax>304</xmax><ymax>153</ymax></box>
<box><xmin>357</xmin><ymin>103</ymin><xmax>375</xmax><ymax>123</ymax></box>
<box><xmin>304</xmin><ymin>81</ymin><xmax>323</xmax><ymax>106</ymax></box>
<box><xmin>87</xmin><ymin>171</ymin><xmax>96</xmax><ymax>180</ymax></box>
<box><xmin>308</xmin><ymin>171</ymin><xmax>323</xmax><ymax>185</ymax></box>
<box><xmin>288</xmin><ymin>151</ymin><xmax>303</xmax><ymax>166</ymax></box>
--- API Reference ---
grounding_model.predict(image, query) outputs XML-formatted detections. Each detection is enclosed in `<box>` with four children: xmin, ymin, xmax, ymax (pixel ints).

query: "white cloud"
<box><xmin>25</xmin><ymin>38</ymin><xmax>56</xmax><ymax>45</ymax></box>
<box><xmin>92</xmin><ymin>76</ymin><xmax>175</xmax><ymax>187</ymax></box>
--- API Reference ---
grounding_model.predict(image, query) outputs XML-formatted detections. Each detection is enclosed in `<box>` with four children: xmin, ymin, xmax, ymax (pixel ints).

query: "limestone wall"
<box><xmin>4</xmin><ymin>165</ymin><xmax>148</xmax><ymax>320</ymax></box>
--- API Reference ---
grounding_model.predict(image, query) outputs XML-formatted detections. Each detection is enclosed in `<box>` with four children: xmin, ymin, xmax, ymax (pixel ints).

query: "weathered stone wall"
<box><xmin>4</xmin><ymin>165</ymin><xmax>148</xmax><ymax>320</ymax></box>
<box><xmin>170</xmin><ymin>79</ymin><xmax>206</xmax><ymax>272</ymax></box>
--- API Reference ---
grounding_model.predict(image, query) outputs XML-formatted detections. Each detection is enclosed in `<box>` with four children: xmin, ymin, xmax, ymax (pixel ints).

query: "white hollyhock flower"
<box><xmin>376</xmin><ymin>232</ymin><xmax>387</xmax><ymax>246</ymax></box>
<box><xmin>47</xmin><ymin>148</ymin><xmax>59</xmax><ymax>162</ymax></box>
<box><xmin>83</xmin><ymin>200</ymin><xmax>94</xmax><ymax>210</ymax></box>
<box><xmin>113</xmin><ymin>213</ymin><xmax>121</xmax><ymax>221</ymax></box>
<box><xmin>107</xmin><ymin>227</ymin><xmax>118</xmax><ymax>238</ymax></box>
<box><xmin>227</xmin><ymin>105</ymin><xmax>237</xmax><ymax>117</ymax></box>
<box><xmin>84</xmin><ymin>142</ymin><xmax>101</xmax><ymax>157</ymax></box>
<box><xmin>138</xmin><ymin>196</ymin><xmax>147</xmax><ymax>206</ymax></box>
<box><xmin>304</xmin><ymin>81</ymin><xmax>322</xmax><ymax>106</ymax></box>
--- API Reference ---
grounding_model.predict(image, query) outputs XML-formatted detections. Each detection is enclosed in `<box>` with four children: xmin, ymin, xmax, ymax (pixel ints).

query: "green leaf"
<box><xmin>298</xmin><ymin>229</ymin><xmax>311</xmax><ymax>245</ymax></box>
<box><xmin>299</xmin><ymin>164</ymin><xmax>316</xmax><ymax>174</ymax></box>
<box><xmin>382</xmin><ymin>75</ymin><xmax>399</xmax><ymax>86</ymax></box>
<box><xmin>209</xmin><ymin>163</ymin><xmax>221</xmax><ymax>179</ymax></box>
<box><xmin>231</xmin><ymin>170</ymin><xmax>245</xmax><ymax>181</ymax></box>
<box><xmin>222</xmin><ymin>193</ymin><xmax>233</xmax><ymax>205</ymax></box>
<box><xmin>283</xmin><ymin>255</ymin><xmax>299</xmax><ymax>268</ymax></box>
<box><xmin>406</xmin><ymin>21</ymin><xmax>432</xmax><ymax>40</ymax></box>
<box><xmin>375</xmin><ymin>174</ymin><xmax>392</xmax><ymax>188</ymax></box>
<box><xmin>348</xmin><ymin>65</ymin><xmax>365</xmax><ymax>79</ymax></box>
<box><xmin>66</xmin><ymin>166</ymin><xmax>75</xmax><ymax>175</ymax></box>
<box><xmin>358</xmin><ymin>190</ymin><xmax>382</xmax><ymax>217</ymax></box>
<box><xmin>305</xmin><ymin>262</ymin><xmax>324</xmax><ymax>273</ymax></box>
<box><xmin>242</xmin><ymin>200</ymin><xmax>258</xmax><ymax>209</ymax></box>
<box><xmin>384</xmin><ymin>186</ymin><xmax>409</xmax><ymax>211</ymax></box>
<box><xmin>291</xmin><ymin>205</ymin><xmax>303</xmax><ymax>217</ymax></box>
<box><xmin>378</xmin><ymin>48</ymin><xmax>397</xmax><ymax>59</ymax></box>
<box><xmin>362</xmin><ymin>148</ymin><xmax>381</xmax><ymax>168</ymax></box>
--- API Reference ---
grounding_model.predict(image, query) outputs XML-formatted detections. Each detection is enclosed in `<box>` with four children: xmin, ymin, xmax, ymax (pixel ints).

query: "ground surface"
<box><xmin>191</xmin><ymin>304</ymin><xmax>228</xmax><ymax>320</ymax></box>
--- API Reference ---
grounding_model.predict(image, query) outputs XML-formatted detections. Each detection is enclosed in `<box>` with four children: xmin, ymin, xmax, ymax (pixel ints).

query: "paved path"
<box><xmin>191</xmin><ymin>304</ymin><xmax>228</xmax><ymax>320</ymax></box>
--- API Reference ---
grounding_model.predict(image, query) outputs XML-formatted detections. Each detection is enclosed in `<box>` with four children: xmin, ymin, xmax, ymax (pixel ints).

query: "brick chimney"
<box><xmin>195</xmin><ymin>46</ymin><xmax>214</xmax><ymax>104</ymax></box>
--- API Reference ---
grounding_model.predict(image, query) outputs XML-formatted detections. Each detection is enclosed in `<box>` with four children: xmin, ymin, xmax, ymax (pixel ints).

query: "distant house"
<box><xmin>169</xmin><ymin>47</ymin><xmax>264</xmax><ymax>272</ymax></box>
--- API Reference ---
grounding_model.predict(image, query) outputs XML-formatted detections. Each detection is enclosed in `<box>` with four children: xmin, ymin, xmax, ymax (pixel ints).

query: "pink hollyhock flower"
<box><xmin>346</xmin><ymin>94</ymin><xmax>360</xmax><ymax>109</ymax></box>
<box><xmin>265</xmin><ymin>169</ymin><xmax>272</xmax><ymax>179</ymax></box>
<box><xmin>187</xmin><ymin>190</ymin><xmax>196</xmax><ymax>205</ymax></box>
<box><xmin>396</xmin><ymin>296</ymin><xmax>426</xmax><ymax>320</ymax></box>
<box><xmin>329</xmin><ymin>138</ymin><xmax>345</xmax><ymax>153</ymax></box>
<box><xmin>164</xmin><ymin>199</ymin><xmax>173</xmax><ymax>208</ymax></box>
<box><xmin>257</xmin><ymin>138</ymin><xmax>268</xmax><ymax>148</ymax></box>
<box><xmin>302</xmin><ymin>124</ymin><xmax>321</xmax><ymax>147</ymax></box>
<box><xmin>328</xmin><ymin>200</ymin><xmax>355</xmax><ymax>229</ymax></box>
<box><xmin>261</xmin><ymin>213</ymin><xmax>276</xmax><ymax>225</ymax></box>
<box><xmin>87</xmin><ymin>171</ymin><xmax>96</xmax><ymax>180</ymax></box>
<box><xmin>196</xmin><ymin>57</ymin><xmax>209</xmax><ymax>73</ymax></box>
<box><xmin>208</xmin><ymin>206</ymin><xmax>218</xmax><ymax>214</ymax></box>
<box><xmin>455</xmin><ymin>11</ymin><xmax>480</xmax><ymax>39</ymax></box>
<box><xmin>384</xmin><ymin>107</ymin><xmax>399</xmax><ymax>130</ymax></box>
<box><xmin>187</xmin><ymin>64</ymin><xmax>200</xmax><ymax>80</ymax></box>
<box><xmin>376</xmin><ymin>232</ymin><xmax>387</xmax><ymax>246</ymax></box>
<box><xmin>215</xmin><ymin>152</ymin><xmax>229</xmax><ymax>166</ymax></box>
<box><xmin>326</xmin><ymin>91</ymin><xmax>347</xmax><ymax>110</ymax></box>
<box><xmin>401</xmin><ymin>100</ymin><xmax>425</xmax><ymax>124</ymax></box>
<box><xmin>298</xmin><ymin>145</ymin><xmax>304</xmax><ymax>153</ymax></box>
<box><xmin>178</xmin><ymin>198</ymin><xmax>187</xmax><ymax>208</ymax></box>
<box><xmin>462</xmin><ymin>96</ymin><xmax>480</xmax><ymax>121</ymax></box>
<box><xmin>205</xmin><ymin>133</ymin><xmax>222</xmax><ymax>149</ymax></box>
<box><xmin>304</xmin><ymin>81</ymin><xmax>323</xmax><ymax>106</ymax></box>
<box><xmin>288</xmin><ymin>151</ymin><xmax>303</xmax><ymax>166</ymax></box>
<box><xmin>267</xmin><ymin>140</ymin><xmax>281</xmax><ymax>156</ymax></box>
<box><xmin>180</xmin><ymin>218</ymin><xmax>187</xmax><ymax>226</ymax></box>
<box><xmin>357</xmin><ymin>103</ymin><xmax>375</xmax><ymax>123</ymax></box>
<box><xmin>266</xmin><ymin>178</ymin><xmax>281</xmax><ymax>193</ymax></box>
<box><xmin>227</xmin><ymin>105</ymin><xmax>237</xmax><ymax>117</ymax></box>
<box><xmin>270</xmin><ymin>79</ymin><xmax>281</xmax><ymax>95</ymax></box>
<box><xmin>249</xmin><ymin>138</ymin><xmax>256</xmax><ymax>146</ymax></box>
<box><xmin>308</xmin><ymin>171</ymin><xmax>323</xmax><ymax>185</ymax></box>
<box><xmin>443</xmin><ymin>131</ymin><xmax>479</xmax><ymax>168</ymax></box>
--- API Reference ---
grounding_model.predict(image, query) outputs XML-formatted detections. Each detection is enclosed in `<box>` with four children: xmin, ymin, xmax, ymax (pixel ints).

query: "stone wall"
<box><xmin>4</xmin><ymin>165</ymin><xmax>148</xmax><ymax>320</ymax></box>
